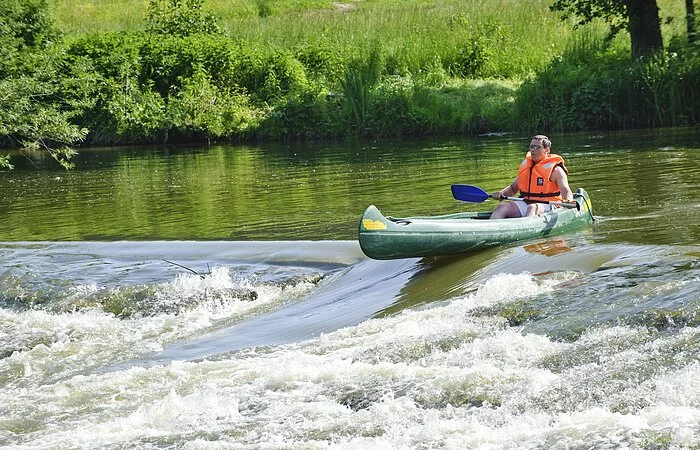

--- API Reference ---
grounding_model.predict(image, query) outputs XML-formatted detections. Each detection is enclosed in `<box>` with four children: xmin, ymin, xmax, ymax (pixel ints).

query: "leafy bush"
<box><xmin>166</xmin><ymin>69</ymin><xmax>261</xmax><ymax>140</ymax></box>
<box><xmin>0</xmin><ymin>0</ymin><xmax>93</xmax><ymax>168</ymax></box>
<box><xmin>227</xmin><ymin>48</ymin><xmax>310</xmax><ymax>103</ymax></box>
<box><xmin>629</xmin><ymin>49</ymin><xmax>700</xmax><ymax>127</ymax></box>
<box><xmin>515</xmin><ymin>38</ymin><xmax>700</xmax><ymax>131</ymax></box>
<box><xmin>257</xmin><ymin>51</ymin><xmax>310</xmax><ymax>101</ymax></box>
<box><xmin>410</xmin><ymin>79</ymin><xmax>515</xmax><ymax>135</ymax></box>
<box><xmin>367</xmin><ymin>75</ymin><xmax>419</xmax><ymax>136</ymax></box>
<box><xmin>138</xmin><ymin>34</ymin><xmax>232</xmax><ymax>96</ymax></box>
<box><xmin>145</xmin><ymin>0</ymin><xmax>220</xmax><ymax>37</ymax></box>
<box><xmin>446</xmin><ymin>38</ymin><xmax>492</xmax><ymax>78</ymax></box>
<box><xmin>0</xmin><ymin>0</ymin><xmax>56</xmax><ymax>76</ymax></box>
<box><xmin>104</xmin><ymin>79</ymin><xmax>167</xmax><ymax>143</ymax></box>
<box><xmin>0</xmin><ymin>74</ymin><xmax>89</xmax><ymax>168</ymax></box>
<box><xmin>64</xmin><ymin>32</ymin><xmax>143</xmax><ymax>80</ymax></box>
<box><xmin>258</xmin><ymin>89</ymin><xmax>336</xmax><ymax>140</ymax></box>
<box><xmin>294</xmin><ymin>42</ymin><xmax>344</xmax><ymax>82</ymax></box>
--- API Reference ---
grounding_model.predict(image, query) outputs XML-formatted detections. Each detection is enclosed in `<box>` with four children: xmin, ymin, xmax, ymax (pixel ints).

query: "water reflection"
<box><xmin>523</xmin><ymin>239</ymin><xmax>572</xmax><ymax>257</ymax></box>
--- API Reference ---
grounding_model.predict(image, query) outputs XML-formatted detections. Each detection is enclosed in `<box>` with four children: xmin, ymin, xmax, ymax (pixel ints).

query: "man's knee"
<box><xmin>525</xmin><ymin>204</ymin><xmax>539</xmax><ymax>216</ymax></box>
<box><xmin>491</xmin><ymin>202</ymin><xmax>519</xmax><ymax>219</ymax></box>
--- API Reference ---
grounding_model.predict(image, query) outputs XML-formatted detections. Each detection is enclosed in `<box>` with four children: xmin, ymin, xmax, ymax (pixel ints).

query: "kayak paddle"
<box><xmin>451</xmin><ymin>184</ymin><xmax>578</xmax><ymax>209</ymax></box>
<box><xmin>450</xmin><ymin>184</ymin><xmax>490</xmax><ymax>202</ymax></box>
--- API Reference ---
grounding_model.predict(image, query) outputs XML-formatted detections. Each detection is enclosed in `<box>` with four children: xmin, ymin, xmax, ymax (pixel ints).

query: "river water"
<box><xmin>1</xmin><ymin>129</ymin><xmax>699</xmax><ymax>448</ymax></box>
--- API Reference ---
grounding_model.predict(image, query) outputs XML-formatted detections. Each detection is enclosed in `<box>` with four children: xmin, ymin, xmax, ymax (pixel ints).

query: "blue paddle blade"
<box><xmin>451</xmin><ymin>184</ymin><xmax>490</xmax><ymax>202</ymax></box>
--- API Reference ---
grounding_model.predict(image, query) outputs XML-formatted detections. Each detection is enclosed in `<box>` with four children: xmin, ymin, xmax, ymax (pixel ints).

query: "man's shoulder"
<box><xmin>550</xmin><ymin>164</ymin><xmax>568</xmax><ymax>178</ymax></box>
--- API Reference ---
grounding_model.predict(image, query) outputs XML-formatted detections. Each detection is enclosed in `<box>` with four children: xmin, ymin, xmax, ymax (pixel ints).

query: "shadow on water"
<box><xmin>116</xmin><ymin>256</ymin><xmax>419</xmax><ymax>369</ymax></box>
<box><xmin>376</xmin><ymin>246</ymin><xmax>504</xmax><ymax>316</ymax></box>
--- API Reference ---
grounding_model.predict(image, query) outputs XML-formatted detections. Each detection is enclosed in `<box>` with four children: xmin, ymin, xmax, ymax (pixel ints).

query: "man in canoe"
<box><xmin>489</xmin><ymin>135</ymin><xmax>574</xmax><ymax>219</ymax></box>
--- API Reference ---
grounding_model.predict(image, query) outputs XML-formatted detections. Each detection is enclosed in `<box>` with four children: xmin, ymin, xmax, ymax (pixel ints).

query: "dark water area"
<box><xmin>1</xmin><ymin>128</ymin><xmax>699</xmax><ymax>448</ymax></box>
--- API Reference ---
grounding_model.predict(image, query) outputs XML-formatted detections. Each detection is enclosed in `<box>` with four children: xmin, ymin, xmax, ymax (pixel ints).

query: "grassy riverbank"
<box><xmin>1</xmin><ymin>0</ymin><xmax>698</xmax><ymax>161</ymax></box>
<box><xmin>55</xmin><ymin>0</ymin><xmax>580</xmax><ymax>79</ymax></box>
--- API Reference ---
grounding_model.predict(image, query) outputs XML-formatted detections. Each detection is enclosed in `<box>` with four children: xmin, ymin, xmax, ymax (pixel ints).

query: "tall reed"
<box><xmin>340</xmin><ymin>50</ymin><xmax>383</xmax><ymax>131</ymax></box>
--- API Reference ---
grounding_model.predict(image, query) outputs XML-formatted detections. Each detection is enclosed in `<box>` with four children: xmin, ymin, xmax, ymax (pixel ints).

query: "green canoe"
<box><xmin>358</xmin><ymin>188</ymin><xmax>593</xmax><ymax>260</ymax></box>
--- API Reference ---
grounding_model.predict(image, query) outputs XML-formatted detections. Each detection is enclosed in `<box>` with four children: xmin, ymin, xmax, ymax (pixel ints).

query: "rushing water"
<box><xmin>1</xmin><ymin>129</ymin><xmax>699</xmax><ymax>448</ymax></box>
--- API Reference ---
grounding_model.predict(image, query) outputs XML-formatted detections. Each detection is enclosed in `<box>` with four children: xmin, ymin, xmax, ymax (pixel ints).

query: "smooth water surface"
<box><xmin>1</xmin><ymin>128</ymin><xmax>699</xmax><ymax>448</ymax></box>
<box><xmin>2</xmin><ymin>128</ymin><xmax>699</xmax><ymax>244</ymax></box>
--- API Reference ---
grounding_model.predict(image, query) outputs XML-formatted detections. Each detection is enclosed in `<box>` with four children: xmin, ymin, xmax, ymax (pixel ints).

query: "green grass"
<box><xmin>53</xmin><ymin>0</ymin><xmax>589</xmax><ymax>79</ymax></box>
<box><xmin>53</xmin><ymin>0</ymin><xmax>690</xmax><ymax>80</ymax></box>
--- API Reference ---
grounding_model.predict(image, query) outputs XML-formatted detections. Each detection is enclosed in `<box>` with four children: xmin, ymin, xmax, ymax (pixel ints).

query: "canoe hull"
<box><xmin>358</xmin><ymin>188</ymin><xmax>593</xmax><ymax>260</ymax></box>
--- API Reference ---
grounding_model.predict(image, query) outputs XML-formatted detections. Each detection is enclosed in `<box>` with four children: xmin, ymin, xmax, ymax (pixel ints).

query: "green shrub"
<box><xmin>367</xmin><ymin>75</ymin><xmax>420</xmax><ymax>136</ymax></box>
<box><xmin>410</xmin><ymin>79</ymin><xmax>516</xmax><ymax>135</ymax></box>
<box><xmin>0</xmin><ymin>74</ymin><xmax>88</xmax><ymax>168</ymax></box>
<box><xmin>295</xmin><ymin>42</ymin><xmax>344</xmax><ymax>82</ymax></box>
<box><xmin>258</xmin><ymin>51</ymin><xmax>310</xmax><ymax>101</ymax></box>
<box><xmin>166</xmin><ymin>69</ymin><xmax>261</xmax><ymax>140</ymax></box>
<box><xmin>515</xmin><ymin>38</ymin><xmax>700</xmax><ymax>132</ymax></box>
<box><xmin>629</xmin><ymin>49</ymin><xmax>700</xmax><ymax>127</ymax></box>
<box><xmin>138</xmin><ymin>34</ymin><xmax>233</xmax><ymax>97</ymax></box>
<box><xmin>104</xmin><ymin>79</ymin><xmax>167</xmax><ymax>143</ymax></box>
<box><xmin>64</xmin><ymin>32</ymin><xmax>143</xmax><ymax>80</ymax></box>
<box><xmin>446</xmin><ymin>38</ymin><xmax>492</xmax><ymax>78</ymax></box>
<box><xmin>145</xmin><ymin>0</ymin><xmax>220</xmax><ymax>37</ymax></box>
<box><xmin>258</xmin><ymin>88</ymin><xmax>336</xmax><ymax>140</ymax></box>
<box><xmin>0</xmin><ymin>0</ymin><xmax>57</xmax><ymax>76</ymax></box>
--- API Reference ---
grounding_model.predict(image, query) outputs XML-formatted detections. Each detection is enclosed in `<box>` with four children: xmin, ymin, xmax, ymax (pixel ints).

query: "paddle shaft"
<box><xmin>499</xmin><ymin>195</ymin><xmax>577</xmax><ymax>209</ymax></box>
<box><xmin>451</xmin><ymin>184</ymin><xmax>578</xmax><ymax>209</ymax></box>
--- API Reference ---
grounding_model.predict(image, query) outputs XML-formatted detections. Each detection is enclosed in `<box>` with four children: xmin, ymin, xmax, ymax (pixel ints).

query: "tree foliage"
<box><xmin>0</xmin><ymin>62</ymin><xmax>91</xmax><ymax>169</ymax></box>
<box><xmin>0</xmin><ymin>0</ymin><xmax>87</xmax><ymax>169</ymax></box>
<box><xmin>550</xmin><ymin>0</ymin><xmax>663</xmax><ymax>58</ymax></box>
<box><xmin>550</xmin><ymin>0</ymin><xmax>628</xmax><ymax>36</ymax></box>
<box><xmin>0</xmin><ymin>0</ymin><xmax>56</xmax><ymax>77</ymax></box>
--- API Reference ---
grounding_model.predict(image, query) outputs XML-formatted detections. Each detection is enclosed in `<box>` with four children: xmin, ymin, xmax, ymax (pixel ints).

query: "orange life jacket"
<box><xmin>517</xmin><ymin>153</ymin><xmax>568</xmax><ymax>202</ymax></box>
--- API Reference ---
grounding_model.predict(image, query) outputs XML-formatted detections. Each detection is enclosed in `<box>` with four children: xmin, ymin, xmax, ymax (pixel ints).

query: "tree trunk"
<box><xmin>627</xmin><ymin>0</ymin><xmax>663</xmax><ymax>58</ymax></box>
<box><xmin>688</xmin><ymin>0</ymin><xmax>697</xmax><ymax>44</ymax></box>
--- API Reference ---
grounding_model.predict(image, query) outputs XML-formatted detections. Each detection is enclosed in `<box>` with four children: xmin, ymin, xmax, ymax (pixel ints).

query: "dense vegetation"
<box><xmin>1</xmin><ymin>0</ymin><xmax>698</xmax><ymax>168</ymax></box>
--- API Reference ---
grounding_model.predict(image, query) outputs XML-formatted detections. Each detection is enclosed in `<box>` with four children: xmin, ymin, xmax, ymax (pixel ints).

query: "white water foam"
<box><xmin>3</xmin><ymin>272</ymin><xmax>699</xmax><ymax>449</ymax></box>
<box><xmin>0</xmin><ymin>266</ymin><xmax>318</xmax><ymax>389</ymax></box>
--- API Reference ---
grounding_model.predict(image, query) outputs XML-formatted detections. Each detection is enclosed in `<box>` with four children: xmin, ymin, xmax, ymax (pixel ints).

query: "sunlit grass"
<box><xmin>53</xmin><ymin>0</ymin><xmax>579</xmax><ymax>76</ymax></box>
<box><xmin>54</xmin><ymin>0</ymin><xmax>689</xmax><ymax>79</ymax></box>
<box><xmin>53</xmin><ymin>0</ymin><xmax>151</xmax><ymax>33</ymax></box>
<box><xmin>218</xmin><ymin>0</ymin><xmax>583</xmax><ymax>78</ymax></box>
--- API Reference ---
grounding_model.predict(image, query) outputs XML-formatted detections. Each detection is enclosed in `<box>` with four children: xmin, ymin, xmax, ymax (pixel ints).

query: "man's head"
<box><xmin>529</xmin><ymin>135</ymin><xmax>551</xmax><ymax>162</ymax></box>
